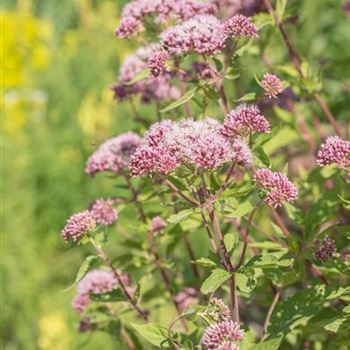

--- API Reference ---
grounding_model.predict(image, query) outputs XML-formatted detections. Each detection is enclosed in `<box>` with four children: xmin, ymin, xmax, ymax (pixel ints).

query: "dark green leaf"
<box><xmin>200</xmin><ymin>269</ymin><xmax>231</xmax><ymax>294</ymax></box>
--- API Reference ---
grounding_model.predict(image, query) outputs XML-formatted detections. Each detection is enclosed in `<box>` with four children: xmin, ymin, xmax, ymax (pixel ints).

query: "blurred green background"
<box><xmin>2</xmin><ymin>0</ymin><xmax>350</xmax><ymax>349</ymax></box>
<box><xmin>2</xmin><ymin>0</ymin><xmax>135</xmax><ymax>348</ymax></box>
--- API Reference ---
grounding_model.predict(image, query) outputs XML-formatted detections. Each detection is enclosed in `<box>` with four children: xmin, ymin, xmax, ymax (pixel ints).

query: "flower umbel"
<box><xmin>254</xmin><ymin>168</ymin><xmax>298</xmax><ymax>207</ymax></box>
<box><xmin>223</xmin><ymin>14</ymin><xmax>258</xmax><ymax>38</ymax></box>
<box><xmin>201</xmin><ymin>320</ymin><xmax>244</xmax><ymax>350</ymax></box>
<box><xmin>90</xmin><ymin>199</ymin><xmax>118</xmax><ymax>226</ymax></box>
<box><xmin>221</xmin><ymin>104</ymin><xmax>270</xmax><ymax>137</ymax></box>
<box><xmin>316</xmin><ymin>136</ymin><xmax>350</xmax><ymax>169</ymax></box>
<box><xmin>61</xmin><ymin>211</ymin><xmax>96</xmax><ymax>243</ymax></box>
<box><xmin>260</xmin><ymin>73</ymin><xmax>284</xmax><ymax>99</ymax></box>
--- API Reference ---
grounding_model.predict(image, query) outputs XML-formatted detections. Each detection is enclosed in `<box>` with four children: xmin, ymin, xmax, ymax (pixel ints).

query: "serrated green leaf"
<box><xmin>224</xmin><ymin>233</ymin><xmax>238</xmax><ymax>253</ymax></box>
<box><xmin>124</xmin><ymin>69</ymin><xmax>150</xmax><ymax>85</ymax></box>
<box><xmin>225</xmin><ymin>201</ymin><xmax>254</xmax><ymax>218</ymax></box>
<box><xmin>200</xmin><ymin>269</ymin><xmax>231</xmax><ymax>294</ymax></box>
<box><xmin>276</xmin><ymin>0</ymin><xmax>288</xmax><ymax>21</ymax></box>
<box><xmin>131</xmin><ymin>323</ymin><xmax>169</xmax><ymax>348</ymax></box>
<box><xmin>194</xmin><ymin>257</ymin><xmax>218</xmax><ymax>268</ymax></box>
<box><xmin>64</xmin><ymin>255</ymin><xmax>98</xmax><ymax>291</ymax></box>
<box><xmin>235</xmin><ymin>92</ymin><xmax>256</xmax><ymax>102</ymax></box>
<box><xmin>160</xmin><ymin>88</ymin><xmax>197</xmax><ymax>113</ymax></box>
<box><xmin>167</xmin><ymin>209</ymin><xmax>194</xmax><ymax>224</ymax></box>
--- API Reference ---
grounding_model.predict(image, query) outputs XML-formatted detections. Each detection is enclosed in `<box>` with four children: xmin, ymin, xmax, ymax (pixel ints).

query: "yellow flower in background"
<box><xmin>38</xmin><ymin>311</ymin><xmax>71</xmax><ymax>350</ymax></box>
<box><xmin>77</xmin><ymin>89</ymin><xmax>115</xmax><ymax>139</ymax></box>
<box><xmin>2</xmin><ymin>11</ymin><xmax>52</xmax><ymax>88</ymax></box>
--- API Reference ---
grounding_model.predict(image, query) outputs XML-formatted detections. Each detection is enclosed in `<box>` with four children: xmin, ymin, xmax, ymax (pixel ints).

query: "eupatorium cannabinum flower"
<box><xmin>150</xmin><ymin>216</ymin><xmax>167</xmax><ymax>233</ymax></box>
<box><xmin>174</xmin><ymin>287</ymin><xmax>198</xmax><ymax>312</ymax></box>
<box><xmin>61</xmin><ymin>210</ymin><xmax>96</xmax><ymax>243</ymax></box>
<box><xmin>85</xmin><ymin>132</ymin><xmax>141</xmax><ymax>175</ymax></box>
<box><xmin>112</xmin><ymin>45</ymin><xmax>180</xmax><ymax>103</ymax></box>
<box><xmin>314</xmin><ymin>236</ymin><xmax>336</xmax><ymax>262</ymax></box>
<box><xmin>115</xmin><ymin>0</ymin><xmax>217</xmax><ymax>38</ymax></box>
<box><xmin>160</xmin><ymin>15</ymin><xmax>227</xmax><ymax>56</ymax></box>
<box><xmin>148</xmin><ymin>50</ymin><xmax>169</xmax><ymax>77</ymax></box>
<box><xmin>254</xmin><ymin>168</ymin><xmax>298</xmax><ymax>207</ymax></box>
<box><xmin>223</xmin><ymin>14</ymin><xmax>258</xmax><ymax>38</ymax></box>
<box><xmin>90</xmin><ymin>199</ymin><xmax>118</xmax><ymax>226</ymax></box>
<box><xmin>77</xmin><ymin>269</ymin><xmax>118</xmax><ymax>295</ymax></box>
<box><xmin>260</xmin><ymin>73</ymin><xmax>284</xmax><ymax>99</ymax></box>
<box><xmin>201</xmin><ymin>320</ymin><xmax>244</xmax><ymax>350</ymax></box>
<box><xmin>316</xmin><ymin>136</ymin><xmax>350</xmax><ymax>169</ymax></box>
<box><xmin>221</xmin><ymin>104</ymin><xmax>270</xmax><ymax>137</ymax></box>
<box><xmin>208</xmin><ymin>298</ymin><xmax>231</xmax><ymax>322</ymax></box>
<box><xmin>130</xmin><ymin>118</ymin><xmax>253</xmax><ymax>176</ymax></box>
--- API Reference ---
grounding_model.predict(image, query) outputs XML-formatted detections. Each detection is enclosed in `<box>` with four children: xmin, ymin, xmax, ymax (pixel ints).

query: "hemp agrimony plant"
<box><xmin>61</xmin><ymin>0</ymin><xmax>350</xmax><ymax>349</ymax></box>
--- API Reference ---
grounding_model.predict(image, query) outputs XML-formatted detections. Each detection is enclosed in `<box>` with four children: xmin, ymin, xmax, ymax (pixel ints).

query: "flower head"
<box><xmin>77</xmin><ymin>269</ymin><xmax>118</xmax><ymax>295</ymax></box>
<box><xmin>115</xmin><ymin>16</ymin><xmax>141</xmax><ymax>38</ymax></box>
<box><xmin>223</xmin><ymin>14</ymin><xmax>258</xmax><ymax>38</ymax></box>
<box><xmin>148</xmin><ymin>50</ymin><xmax>169</xmax><ymax>77</ymax></box>
<box><xmin>316</xmin><ymin>136</ymin><xmax>350</xmax><ymax>169</ymax></box>
<box><xmin>72</xmin><ymin>294</ymin><xmax>91</xmax><ymax>314</ymax></box>
<box><xmin>314</xmin><ymin>236</ymin><xmax>336</xmax><ymax>262</ymax></box>
<box><xmin>160</xmin><ymin>15</ymin><xmax>227</xmax><ymax>56</ymax></box>
<box><xmin>150</xmin><ymin>216</ymin><xmax>167</xmax><ymax>233</ymax></box>
<box><xmin>208</xmin><ymin>298</ymin><xmax>231</xmax><ymax>322</ymax></box>
<box><xmin>222</xmin><ymin>104</ymin><xmax>270</xmax><ymax>137</ymax></box>
<box><xmin>260</xmin><ymin>73</ymin><xmax>284</xmax><ymax>99</ymax></box>
<box><xmin>85</xmin><ymin>132</ymin><xmax>141</xmax><ymax>175</ymax></box>
<box><xmin>254</xmin><ymin>168</ymin><xmax>298</xmax><ymax>207</ymax></box>
<box><xmin>61</xmin><ymin>211</ymin><xmax>96</xmax><ymax>243</ymax></box>
<box><xmin>231</xmin><ymin>138</ymin><xmax>253</xmax><ymax>168</ymax></box>
<box><xmin>90</xmin><ymin>199</ymin><xmax>118</xmax><ymax>226</ymax></box>
<box><xmin>201</xmin><ymin>320</ymin><xmax>244</xmax><ymax>350</ymax></box>
<box><xmin>174</xmin><ymin>287</ymin><xmax>198</xmax><ymax>312</ymax></box>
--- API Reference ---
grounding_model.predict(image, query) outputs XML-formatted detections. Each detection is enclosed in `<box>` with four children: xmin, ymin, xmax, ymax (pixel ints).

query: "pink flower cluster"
<box><xmin>254</xmin><ymin>168</ymin><xmax>298</xmax><ymax>207</ymax></box>
<box><xmin>111</xmin><ymin>45</ymin><xmax>180</xmax><ymax>103</ymax></box>
<box><xmin>208</xmin><ymin>298</ymin><xmax>231</xmax><ymax>322</ymax></box>
<box><xmin>260</xmin><ymin>73</ymin><xmax>284</xmax><ymax>99</ymax></box>
<box><xmin>222</xmin><ymin>14</ymin><xmax>258</xmax><ymax>38</ymax></box>
<box><xmin>174</xmin><ymin>287</ymin><xmax>198</xmax><ymax>312</ymax></box>
<box><xmin>85</xmin><ymin>132</ymin><xmax>141</xmax><ymax>175</ymax></box>
<box><xmin>314</xmin><ymin>236</ymin><xmax>336</xmax><ymax>262</ymax></box>
<box><xmin>201</xmin><ymin>320</ymin><xmax>244</xmax><ymax>350</ymax></box>
<box><xmin>129</xmin><ymin>118</ymin><xmax>253</xmax><ymax>176</ymax></box>
<box><xmin>221</xmin><ymin>104</ymin><xmax>270</xmax><ymax>137</ymax></box>
<box><xmin>90</xmin><ymin>199</ymin><xmax>118</xmax><ymax>226</ymax></box>
<box><xmin>72</xmin><ymin>269</ymin><xmax>131</xmax><ymax>314</ymax></box>
<box><xmin>116</xmin><ymin>0</ymin><xmax>218</xmax><ymax>38</ymax></box>
<box><xmin>316</xmin><ymin>136</ymin><xmax>350</xmax><ymax>169</ymax></box>
<box><xmin>159</xmin><ymin>14</ymin><xmax>257</xmax><ymax>56</ymax></box>
<box><xmin>150</xmin><ymin>216</ymin><xmax>167</xmax><ymax>233</ymax></box>
<box><xmin>61</xmin><ymin>210</ymin><xmax>96</xmax><ymax>243</ymax></box>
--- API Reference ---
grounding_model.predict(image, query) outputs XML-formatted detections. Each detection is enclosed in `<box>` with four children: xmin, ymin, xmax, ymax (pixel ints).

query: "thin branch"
<box><xmin>90</xmin><ymin>238</ymin><xmax>148</xmax><ymax>320</ymax></box>
<box><xmin>262</xmin><ymin>287</ymin><xmax>281</xmax><ymax>340</ymax></box>
<box><xmin>269</xmin><ymin>206</ymin><xmax>290</xmax><ymax>238</ymax></box>
<box><xmin>263</xmin><ymin>0</ymin><xmax>345</xmax><ymax>138</ymax></box>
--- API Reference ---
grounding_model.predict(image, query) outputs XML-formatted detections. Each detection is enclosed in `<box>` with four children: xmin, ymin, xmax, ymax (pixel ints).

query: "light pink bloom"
<box><xmin>85</xmin><ymin>132</ymin><xmax>141</xmax><ymax>175</ymax></box>
<box><xmin>160</xmin><ymin>15</ymin><xmax>227</xmax><ymax>56</ymax></box>
<box><xmin>254</xmin><ymin>168</ymin><xmax>298</xmax><ymax>208</ymax></box>
<box><xmin>129</xmin><ymin>146</ymin><xmax>157</xmax><ymax>176</ymax></box>
<box><xmin>174</xmin><ymin>287</ymin><xmax>198</xmax><ymax>312</ymax></box>
<box><xmin>314</xmin><ymin>236</ymin><xmax>336</xmax><ymax>262</ymax></box>
<box><xmin>316</xmin><ymin>136</ymin><xmax>350</xmax><ymax>169</ymax></box>
<box><xmin>209</xmin><ymin>298</ymin><xmax>231</xmax><ymax>321</ymax></box>
<box><xmin>72</xmin><ymin>294</ymin><xmax>91</xmax><ymax>313</ymax></box>
<box><xmin>223</xmin><ymin>14</ymin><xmax>258</xmax><ymax>38</ymax></box>
<box><xmin>150</xmin><ymin>216</ymin><xmax>167</xmax><ymax>233</ymax></box>
<box><xmin>61</xmin><ymin>211</ymin><xmax>96</xmax><ymax>243</ymax></box>
<box><xmin>260</xmin><ymin>73</ymin><xmax>284</xmax><ymax>99</ymax></box>
<box><xmin>90</xmin><ymin>199</ymin><xmax>118</xmax><ymax>226</ymax></box>
<box><xmin>145</xmin><ymin>120</ymin><xmax>174</xmax><ymax>147</ymax></box>
<box><xmin>231</xmin><ymin>138</ymin><xmax>253</xmax><ymax>168</ymax></box>
<box><xmin>77</xmin><ymin>269</ymin><xmax>118</xmax><ymax>295</ymax></box>
<box><xmin>201</xmin><ymin>320</ymin><xmax>244</xmax><ymax>350</ymax></box>
<box><xmin>222</xmin><ymin>104</ymin><xmax>270</xmax><ymax>137</ymax></box>
<box><xmin>148</xmin><ymin>50</ymin><xmax>169</xmax><ymax>77</ymax></box>
<box><xmin>115</xmin><ymin>16</ymin><xmax>141</xmax><ymax>38</ymax></box>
